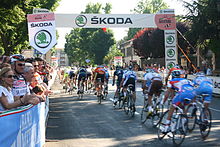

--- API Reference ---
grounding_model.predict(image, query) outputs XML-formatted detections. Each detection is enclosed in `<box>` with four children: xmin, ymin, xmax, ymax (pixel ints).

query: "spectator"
<box><xmin>206</xmin><ymin>65</ymin><xmax>212</xmax><ymax>76</ymax></box>
<box><xmin>0</xmin><ymin>66</ymin><xmax>39</xmax><ymax>111</ymax></box>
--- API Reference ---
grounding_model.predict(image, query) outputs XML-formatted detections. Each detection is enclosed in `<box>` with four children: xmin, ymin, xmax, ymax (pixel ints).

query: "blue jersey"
<box><xmin>114</xmin><ymin>69</ymin><xmax>123</xmax><ymax>82</ymax></box>
<box><xmin>193</xmin><ymin>76</ymin><xmax>213</xmax><ymax>102</ymax></box>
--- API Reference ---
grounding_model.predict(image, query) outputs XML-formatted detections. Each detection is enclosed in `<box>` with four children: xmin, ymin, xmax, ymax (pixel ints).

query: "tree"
<box><xmin>183</xmin><ymin>0</ymin><xmax>220</xmax><ymax>53</ymax></box>
<box><xmin>183</xmin><ymin>0</ymin><xmax>220</xmax><ymax>70</ymax></box>
<box><xmin>104</xmin><ymin>44</ymin><xmax>124</xmax><ymax>65</ymax></box>
<box><xmin>126</xmin><ymin>0</ymin><xmax>169</xmax><ymax>40</ymax></box>
<box><xmin>64</xmin><ymin>3</ymin><xmax>115</xmax><ymax>65</ymax></box>
<box><xmin>132</xmin><ymin>22</ymin><xmax>189</xmax><ymax>59</ymax></box>
<box><xmin>0</xmin><ymin>0</ymin><xmax>60</xmax><ymax>55</ymax></box>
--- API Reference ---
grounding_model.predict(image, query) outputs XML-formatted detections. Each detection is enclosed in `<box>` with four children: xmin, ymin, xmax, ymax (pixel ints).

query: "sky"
<box><xmin>55</xmin><ymin>0</ymin><xmax>192</xmax><ymax>48</ymax></box>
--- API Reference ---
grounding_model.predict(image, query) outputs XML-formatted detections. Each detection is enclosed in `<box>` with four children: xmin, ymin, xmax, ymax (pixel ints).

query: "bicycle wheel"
<box><xmin>128</xmin><ymin>96</ymin><xmax>135</xmax><ymax>117</ymax></box>
<box><xmin>123</xmin><ymin>97</ymin><xmax>129</xmax><ymax>114</ymax></box>
<box><xmin>172</xmin><ymin>114</ymin><xmax>188</xmax><ymax>146</ymax></box>
<box><xmin>141</xmin><ymin>100</ymin><xmax>148</xmax><ymax>124</ymax></box>
<box><xmin>152</xmin><ymin>102</ymin><xmax>164</xmax><ymax>127</ymax></box>
<box><xmin>157</xmin><ymin>110</ymin><xmax>169</xmax><ymax>140</ymax></box>
<box><xmin>98</xmin><ymin>95</ymin><xmax>101</xmax><ymax>104</ymax></box>
<box><xmin>186</xmin><ymin>104</ymin><xmax>197</xmax><ymax>132</ymax></box>
<box><xmin>199</xmin><ymin>108</ymin><xmax>212</xmax><ymax>140</ymax></box>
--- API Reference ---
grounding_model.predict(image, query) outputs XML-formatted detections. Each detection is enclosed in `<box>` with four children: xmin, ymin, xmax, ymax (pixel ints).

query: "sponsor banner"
<box><xmin>27</xmin><ymin>13</ymin><xmax>57</xmax><ymax>54</ymax></box>
<box><xmin>155</xmin><ymin>14</ymin><xmax>176</xmax><ymax>30</ymax></box>
<box><xmin>0</xmin><ymin>103</ymin><xmax>46</xmax><ymax>147</ymax></box>
<box><xmin>55</xmin><ymin>14</ymin><xmax>156</xmax><ymax>28</ymax></box>
<box><xmin>164</xmin><ymin>29</ymin><xmax>177</xmax><ymax>69</ymax></box>
<box><xmin>33</xmin><ymin>8</ymin><xmax>50</xmax><ymax>14</ymax></box>
<box><xmin>114</xmin><ymin>56</ymin><xmax>123</xmax><ymax>66</ymax></box>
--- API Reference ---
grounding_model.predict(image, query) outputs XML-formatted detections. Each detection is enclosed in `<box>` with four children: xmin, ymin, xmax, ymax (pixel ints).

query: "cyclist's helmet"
<box><xmin>145</xmin><ymin>68</ymin><xmax>152</xmax><ymax>73</ymax></box>
<box><xmin>174</xmin><ymin>64</ymin><xmax>180</xmax><ymax>69</ymax></box>
<box><xmin>195</xmin><ymin>71</ymin><xmax>205</xmax><ymax>77</ymax></box>
<box><xmin>171</xmin><ymin>70</ymin><xmax>181</xmax><ymax>78</ymax></box>
<box><xmin>10</xmin><ymin>54</ymin><xmax>25</xmax><ymax>64</ymax></box>
<box><xmin>128</xmin><ymin>65</ymin><xmax>133</xmax><ymax>70</ymax></box>
<box><xmin>116</xmin><ymin>65</ymin><xmax>120</xmax><ymax>70</ymax></box>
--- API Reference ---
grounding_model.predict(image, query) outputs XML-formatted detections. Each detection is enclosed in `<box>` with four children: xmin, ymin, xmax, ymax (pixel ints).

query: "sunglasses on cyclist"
<box><xmin>5</xmin><ymin>75</ymin><xmax>15</xmax><ymax>79</ymax></box>
<box><xmin>17</xmin><ymin>63</ymin><xmax>25</xmax><ymax>66</ymax></box>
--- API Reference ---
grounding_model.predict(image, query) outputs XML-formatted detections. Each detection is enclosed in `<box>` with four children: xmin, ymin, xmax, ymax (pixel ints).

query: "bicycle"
<box><xmin>157</xmin><ymin>105</ymin><xmax>188</xmax><ymax>146</ymax></box>
<box><xmin>78</xmin><ymin>77</ymin><xmax>85</xmax><ymax>99</ymax></box>
<box><xmin>186</xmin><ymin>94</ymin><xmax>212</xmax><ymax>139</ymax></box>
<box><xmin>96</xmin><ymin>78</ymin><xmax>104</xmax><ymax>104</ymax></box>
<box><xmin>103</xmin><ymin>82</ymin><xmax>108</xmax><ymax>100</ymax></box>
<box><xmin>141</xmin><ymin>91</ymin><xmax>164</xmax><ymax>127</ymax></box>
<box><xmin>123</xmin><ymin>84</ymin><xmax>135</xmax><ymax>117</ymax></box>
<box><xmin>112</xmin><ymin>88</ymin><xmax>123</xmax><ymax>109</ymax></box>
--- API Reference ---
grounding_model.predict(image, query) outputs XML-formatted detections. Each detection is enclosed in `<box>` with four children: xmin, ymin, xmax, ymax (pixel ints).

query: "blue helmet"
<box><xmin>196</xmin><ymin>72</ymin><xmax>205</xmax><ymax>77</ymax></box>
<box><xmin>145</xmin><ymin>68</ymin><xmax>153</xmax><ymax>73</ymax></box>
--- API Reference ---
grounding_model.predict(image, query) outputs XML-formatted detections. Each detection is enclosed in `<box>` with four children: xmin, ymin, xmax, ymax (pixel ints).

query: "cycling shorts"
<box><xmin>124</xmin><ymin>77</ymin><xmax>135</xmax><ymax>91</ymax></box>
<box><xmin>195</xmin><ymin>85</ymin><xmax>213</xmax><ymax>103</ymax></box>
<box><xmin>172</xmin><ymin>91</ymin><xmax>195</xmax><ymax>106</ymax></box>
<box><xmin>96</xmin><ymin>74</ymin><xmax>105</xmax><ymax>83</ymax></box>
<box><xmin>148</xmin><ymin>80</ymin><xmax>163</xmax><ymax>96</ymax></box>
<box><xmin>78</xmin><ymin>73</ymin><xmax>87</xmax><ymax>81</ymax></box>
<box><xmin>69</xmin><ymin>73</ymin><xmax>75</xmax><ymax>79</ymax></box>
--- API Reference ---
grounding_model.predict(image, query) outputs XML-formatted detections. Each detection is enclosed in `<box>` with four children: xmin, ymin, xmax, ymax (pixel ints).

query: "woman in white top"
<box><xmin>0</xmin><ymin>65</ymin><xmax>40</xmax><ymax>111</ymax></box>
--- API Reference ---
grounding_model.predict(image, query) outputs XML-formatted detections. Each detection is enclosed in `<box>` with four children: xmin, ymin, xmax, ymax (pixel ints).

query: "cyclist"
<box><xmin>142</xmin><ymin>68</ymin><xmax>163</xmax><ymax>113</ymax></box>
<box><xmin>162</xmin><ymin>79</ymin><xmax>196</xmax><ymax>133</ymax></box>
<box><xmin>112</xmin><ymin>66</ymin><xmax>124</xmax><ymax>105</ymax></box>
<box><xmin>93</xmin><ymin>65</ymin><xmax>106</xmax><ymax>96</ymax></box>
<box><xmin>165</xmin><ymin>64</ymin><xmax>182</xmax><ymax>85</ymax></box>
<box><xmin>162</xmin><ymin>68</ymin><xmax>182</xmax><ymax>105</ymax></box>
<box><xmin>193</xmin><ymin>72</ymin><xmax>213</xmax><ymax>110</ymax></box>
<box><xmin>77</xmin><ymin>66</ymin><xmax>87</xmax><ymax>94</ymax></box>
<box><xmin>68</xmin><ymin>67</ymin><xmax>76</xmax><ymax>91</ymax></box>
<box><xmin>10</xmin><ymin>54</ymin><xmax>30</xmax><ymax>96</ymax></box>
<box><xmin>120</xmin><ymin>66</ymin><xmax>137</xmax><ymax>111</ymax></box>
<box><xmin>86</xmin><ymin>66</ymin><xmax>93</xmax><ymax>90</ymax></box>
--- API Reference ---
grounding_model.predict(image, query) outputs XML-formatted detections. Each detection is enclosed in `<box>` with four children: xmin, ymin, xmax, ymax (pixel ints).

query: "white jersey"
<box><xmin>144</xmin><ymin>72</ymin><xmax>162</xmax><ymax>87</ymax></box>
<box><xmin>122</xmin><ymin>70</ymin><xmax>137</xmax><ymax>81</ymax></box>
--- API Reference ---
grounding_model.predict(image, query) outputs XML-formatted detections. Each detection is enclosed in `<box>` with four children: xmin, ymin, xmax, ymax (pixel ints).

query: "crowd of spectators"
<box><xmin>0</xmin><ymin>54</ymin><xmax>53</xmax><ymax>112</ymax></box>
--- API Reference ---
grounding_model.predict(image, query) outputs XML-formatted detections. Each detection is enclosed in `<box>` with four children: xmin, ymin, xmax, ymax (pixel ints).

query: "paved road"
<box><xmin>45</xmin><ymin>78</ymin><xmax>220</xmax><ymax>147</ymax></box>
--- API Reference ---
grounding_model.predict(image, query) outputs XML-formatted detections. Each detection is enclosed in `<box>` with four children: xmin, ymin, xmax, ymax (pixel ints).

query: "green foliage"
<box><xmin>64</xmin><ymin>3</ymin><xmax>115</xmax><ymax>65</ymax></box>
<box><xmin>104</xmin><ymin>44</ymin><xmax>123</xmax><ymax>64</ymax></box>
<box><xmin>0</xmin><ymin>0</ymin><xmax>60</xmax><ymax>55</ymax></box>
<box><xmin>133</xmin><ymin>22</ymin><xmax>189</xmax><ymax>59</ymax></box>
<box><xmin>183</xmin><ymin>0</ymin><xmax>220</xmax><ymax>54</ymax></box>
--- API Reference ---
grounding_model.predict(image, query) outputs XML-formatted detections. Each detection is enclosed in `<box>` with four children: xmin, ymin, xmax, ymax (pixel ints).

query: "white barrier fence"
<box><xmin>136</xmin><ymin>71</ymin><xmax>220</xmax><ymax>95</ymax></box>
<box><xmin>0</xmin><ymin>69</ymin><xmax>57</xmax><ymax>147</ymax></box>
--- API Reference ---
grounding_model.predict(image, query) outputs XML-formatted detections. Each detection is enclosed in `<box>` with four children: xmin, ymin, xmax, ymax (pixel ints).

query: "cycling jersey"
<box><xmin>122</xmin><ymin>70</ymin><xmax>137</xmax><ymax>91</ymax></box>
<box><xmin>104</xmin><ymin>68</ymin><xmax>110</xmax><ymax>80</ymax></box>
<box><xmin>144</xmin><ymin>72</ymin><xmax>163</xmax><ymax>96</ymax></box>
<box><xmin>193</xmin><ymin>76</ymin><xmax>213</xmax><ymax>103</ymax></box>
<box><xmin>78</xmin><ymin>68</ymin><xmax>87</xmax><ymax>81</ymax></box>
<box><xmin>168</xmin><ymin>78</ymin><xmax>193</xmax><ymax>92</ymax></box>
<box><xmin>114</xmin><ymin>69</ymin><xmax>123</xmax><ymax>85</ymax></box>
<box><xmin>94</xmin><ymin>67</ymin><xmax>105</xmax><ymax>83</ymax></box>
<box><xmin>172</xmin><ymin>84</ymin><xmax>196</xmax><ymax>106</ymax></box>
<box><xmin>144</xmin><ymin>72</ymin><xmax>162</xmax><ymax>87</ymax></box>
<box><xmin>12</xmin><ymin>74</ymin><xmax>29</xmax><ymax>97</ymax></box>
<box><xmin>94</xmin><ymin>67</ymin><xmax>105</xmax><ymax>75</ymax></box>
